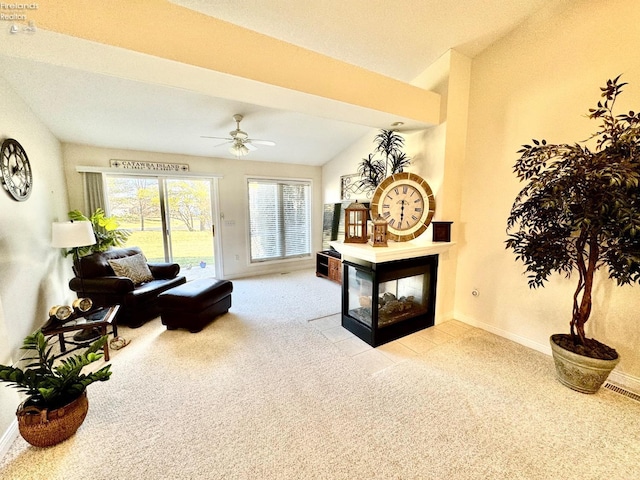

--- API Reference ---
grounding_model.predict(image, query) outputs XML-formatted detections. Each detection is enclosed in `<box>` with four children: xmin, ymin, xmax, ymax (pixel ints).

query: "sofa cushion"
<box><xmin>108</xmin><ymin>253</ymin><xmax>154</xmax><ymax>285</ymax></box>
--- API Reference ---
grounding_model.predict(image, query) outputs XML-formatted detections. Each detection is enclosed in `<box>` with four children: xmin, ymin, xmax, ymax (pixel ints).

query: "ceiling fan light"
<box><xmin>230</xmin><ymin>143</ymin><xmax>249</xmax><ymax>157</ymax></box>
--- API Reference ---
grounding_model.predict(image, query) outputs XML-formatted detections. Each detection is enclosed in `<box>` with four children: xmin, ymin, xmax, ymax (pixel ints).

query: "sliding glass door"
<box><xmin>164</xmin><ymin>179</ymin><xmax>215</xmax><ymax>275</ymax></box>
<box><xmin>105</xmin><ymin>175</ymin><xmax>217</xmax><ymax>280</ymax></box>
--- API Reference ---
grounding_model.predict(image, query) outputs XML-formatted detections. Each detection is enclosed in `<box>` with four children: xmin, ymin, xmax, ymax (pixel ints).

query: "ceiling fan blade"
<box><xmin>213</xmin><ymin>140</ymin><xmax>233</xmax><ymax>147</ymax></box>
<box><xmin>248</xmin><ymin>139</ymin><xmax>276</xmax><ymax>146</ymax></box>
<box><xmin>245</xmin><ymin>143</ymin><xmax>257</xmax><ymax>151</ymax></box>
<box><xmin>201</xmin><ymin>135</ymin><xmax>232</xmax><ymax>141</ymax></box>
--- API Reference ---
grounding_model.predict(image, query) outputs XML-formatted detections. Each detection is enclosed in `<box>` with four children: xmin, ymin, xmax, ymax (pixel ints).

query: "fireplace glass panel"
<box><xmin>378</xmin><ymin>273</ymin><xmax>428</xmax><ymax>328</ymax></box>
<box><xmin>346</xmin><ymin>266</ymin><xmax>373</xmax><ymax>327</ymax></box>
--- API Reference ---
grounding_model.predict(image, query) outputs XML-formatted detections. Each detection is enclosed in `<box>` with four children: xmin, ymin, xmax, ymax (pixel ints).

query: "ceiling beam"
<box><xmin>23</xmin><ymin>0</ymin><xmax>440</xmax><ymax>128</ymax></box>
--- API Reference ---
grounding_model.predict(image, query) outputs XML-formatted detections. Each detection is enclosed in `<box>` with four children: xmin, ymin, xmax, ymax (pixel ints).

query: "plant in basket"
<box><xmin>506</xmin><ymin>75</ymin><xmax>640</xmax><ymax>393</ymax></box>
<box><xmin>0</xmin><ymin>331</ymin><xmax>112</xmax><ymax>447</ymax></box>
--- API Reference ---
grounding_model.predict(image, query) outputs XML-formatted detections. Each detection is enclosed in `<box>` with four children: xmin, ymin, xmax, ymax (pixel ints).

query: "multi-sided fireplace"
<box><xmin>341</xmin><ymin>254</ymin><xmax>438</xmax><ymax>347</ymax></box>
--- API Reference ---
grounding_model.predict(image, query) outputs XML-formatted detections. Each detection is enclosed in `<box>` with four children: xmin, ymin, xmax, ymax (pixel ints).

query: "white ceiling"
<box><xmin>0</xmin><ymin>0</ymin><xmax>560</xmax><ymax>166</ymax></box>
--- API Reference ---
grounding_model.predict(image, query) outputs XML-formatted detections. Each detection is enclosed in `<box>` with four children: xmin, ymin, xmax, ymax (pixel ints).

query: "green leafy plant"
<box><xmin>356</xmin><ymin>129</ymin><xmax>411</xmax><ymax>191</ymax></box>
<box><xmin>0</xmin><ymin>331</ymin><xmax>112</xmax><ymax>409</ymax></box>
<box><xmin>506</xmin><ymin>75</ymin><xmax>640</xmax><ymax>358</ymax></box>
<box><xmin>68</xmin><ymin>208</ymin><xmax>131</xmax><ymax>256</ymax></box>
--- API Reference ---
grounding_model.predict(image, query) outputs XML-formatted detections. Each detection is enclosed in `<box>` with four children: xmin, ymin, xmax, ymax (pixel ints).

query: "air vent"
<box><xmin>604</xmin><ymin>382</ymin><xmax>640</xmax><ymax>403</ymax></box>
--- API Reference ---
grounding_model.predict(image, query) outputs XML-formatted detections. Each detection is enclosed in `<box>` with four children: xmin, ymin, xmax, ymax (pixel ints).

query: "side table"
<box><xmin>41</xmin><ymin>305</ymin><xmax>120</xmax><ymax>361</ymax></box>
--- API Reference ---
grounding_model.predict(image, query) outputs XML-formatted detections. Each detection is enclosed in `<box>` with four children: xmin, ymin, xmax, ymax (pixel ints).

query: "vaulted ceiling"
<box><xmin>0</xmin><ymin>0</ymin><xmax>560</xmax><ymax>165</ymax></box>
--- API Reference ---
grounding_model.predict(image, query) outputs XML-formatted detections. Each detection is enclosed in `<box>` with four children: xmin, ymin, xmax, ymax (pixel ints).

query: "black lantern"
<box><xmin>344</xmin><ymin>201</ymin><xmax>369</xmax><ymax>244</ymax></box>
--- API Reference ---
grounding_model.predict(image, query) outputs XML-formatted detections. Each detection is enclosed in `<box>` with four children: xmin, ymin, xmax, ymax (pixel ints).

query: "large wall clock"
<box><xmin>370</xmin><ymin>172</ymin><xmax>436</xmax><ymax>242</ymax></box>
<box><xmin>1</xmin><ymin>138</ymin><xmax>33</xmax><ymax>202</ymax></box>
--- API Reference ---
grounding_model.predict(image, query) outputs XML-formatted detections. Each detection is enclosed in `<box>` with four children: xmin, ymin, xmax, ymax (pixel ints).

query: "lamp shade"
<box><xmin>51</xmin><ymin>221</ymin><xmax>96</xmax><ymax>248</ymax></box>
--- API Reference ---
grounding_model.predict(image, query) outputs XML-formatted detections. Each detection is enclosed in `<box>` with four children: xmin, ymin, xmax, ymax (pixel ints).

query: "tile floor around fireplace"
<box><xmin>309</xmin><ymin>314</ymin><xmax>475</xmax><ymax>375</ymax></box>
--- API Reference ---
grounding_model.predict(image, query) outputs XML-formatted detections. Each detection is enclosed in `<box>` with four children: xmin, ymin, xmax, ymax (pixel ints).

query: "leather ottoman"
<box><xmin>158</xmin><ymin>278</ymin><xmax>233</xmax><ymax>333</ymax></box>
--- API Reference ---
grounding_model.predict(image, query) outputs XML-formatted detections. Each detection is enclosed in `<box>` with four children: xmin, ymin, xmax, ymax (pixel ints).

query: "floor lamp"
<box><xmin>52</xmin><ymin>220</ymin><xmax>98</xmax><ymax>341</ymax></box>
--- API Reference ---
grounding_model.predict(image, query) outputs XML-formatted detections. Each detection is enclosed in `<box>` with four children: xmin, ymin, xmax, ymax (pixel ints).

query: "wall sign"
<box><xmin>109</xmin><ymin>160</ymin><xmax>189</xmax><ymax>172</ymax></box>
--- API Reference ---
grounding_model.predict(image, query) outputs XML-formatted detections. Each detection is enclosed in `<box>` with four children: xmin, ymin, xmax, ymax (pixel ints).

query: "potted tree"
<box><xmin>0</xmin><ymin>331</ymin><xmax>112</xmax><ymax>447</ymax></box>
<box><xmin>506</xmin><ymin>75</ymin><xmax>640</xmax><ymax>393</ymax></box>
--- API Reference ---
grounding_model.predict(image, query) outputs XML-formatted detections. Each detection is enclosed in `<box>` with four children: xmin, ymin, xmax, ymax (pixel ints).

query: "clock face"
<box><xmin>1</xmin><ymin>139</ymin><xmax>33</xmax><ymax>202</ymax></box>
<box><xmin>370</xmin><ymin>172</ymin><xmax>435</xmax><ymax>242</ymax></box>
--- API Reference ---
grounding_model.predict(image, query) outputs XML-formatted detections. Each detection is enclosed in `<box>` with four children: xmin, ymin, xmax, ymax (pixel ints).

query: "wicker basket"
<box><xmin>17</xmin><ymin>391</ymin><xmax>89</xmax><ymax>448</ymax></box>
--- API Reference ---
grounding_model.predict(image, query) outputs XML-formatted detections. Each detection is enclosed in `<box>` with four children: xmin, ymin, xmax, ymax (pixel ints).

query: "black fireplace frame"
<box><xmin>341</xmin><ymin>254</ymin><xmax>438</xmax><ymax>347</ymax></box>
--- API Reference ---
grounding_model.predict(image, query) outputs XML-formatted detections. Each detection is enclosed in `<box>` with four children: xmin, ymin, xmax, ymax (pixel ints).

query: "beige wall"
<box><xmin>456</xmin><ymin>0</ymin><xmax>640</xmax><ymax>390</ymax></box>
<box><xmin>0</xmin><ymin>77</ymin><xmax>72</xmax><ymax>445</ymax></box>
<box><xmin>62</xmin><ymin>144</ymin><xmax>323</xmax><ymax>279</ymax></box>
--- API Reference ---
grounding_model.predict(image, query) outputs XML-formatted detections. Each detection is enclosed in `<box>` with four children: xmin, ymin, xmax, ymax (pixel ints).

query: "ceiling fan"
<box><xmin>201</xmin><ymin>114</ymin><xmax>276</xmax><ymax>157</ymax></box>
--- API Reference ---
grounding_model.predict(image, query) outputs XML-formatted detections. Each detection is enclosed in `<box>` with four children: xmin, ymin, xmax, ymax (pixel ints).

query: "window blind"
<box><xmin>248</xmin><ymin>178</ymin><xmax>311</xmax><ymax>262</ymax></box>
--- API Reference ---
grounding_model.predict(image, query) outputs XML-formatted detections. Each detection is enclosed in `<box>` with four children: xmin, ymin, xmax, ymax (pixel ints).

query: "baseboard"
<box><xmin>223</xmin><ymin>261</ymin><xmax>315</xmax><ymax>280</ymax></box>
<box><xmin>607</xmin><ymin>370</ymin><xmax>640</xmax><ymax>395</ymax></box>
<box><xmin>455</xmin><ymin>313</ymin><xmax>551</xmax><ymax>355</ymax></box>
<box><xmin>0</xmin><ymin>419</ymin><xmax>18</xmax><ymax>461</ymax></box>
<box><xmin>455</xmin><ymin>314</ymin><xmax>640</xmax><ymax>396</ymax></box>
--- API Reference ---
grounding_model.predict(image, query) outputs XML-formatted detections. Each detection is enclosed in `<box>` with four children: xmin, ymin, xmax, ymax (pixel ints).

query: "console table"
<box><xmin>316</xmin><ymin>250</ymin><xmax>342</xmax><ymax>284</ymax></box>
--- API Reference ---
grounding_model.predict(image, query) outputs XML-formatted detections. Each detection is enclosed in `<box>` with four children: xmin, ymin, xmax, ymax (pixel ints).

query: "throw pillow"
<box><xmin>108</xmin><ymin>253</ymin><xmax>154</xmax><ymax>285</ymax></box>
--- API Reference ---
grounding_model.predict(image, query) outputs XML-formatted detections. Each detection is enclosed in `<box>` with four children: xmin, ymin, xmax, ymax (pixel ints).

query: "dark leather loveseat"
<box><xmin>69</xmin><ymin>247</ymin><xmax>186</xmax><ymax>328</ymax></box>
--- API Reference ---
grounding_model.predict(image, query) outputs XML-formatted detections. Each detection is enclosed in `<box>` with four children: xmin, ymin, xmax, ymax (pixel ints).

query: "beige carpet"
<box><xmin>1</xmin><ymin>269</ymin><xmax>639</xmax><ymax>479</ymax></box>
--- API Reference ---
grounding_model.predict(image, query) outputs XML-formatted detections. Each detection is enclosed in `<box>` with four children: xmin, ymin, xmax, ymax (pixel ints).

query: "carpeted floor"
<box><xmin>1</xmin><ymin>269</ymin><xmax>639</xmax><ymax>479</ymax></box>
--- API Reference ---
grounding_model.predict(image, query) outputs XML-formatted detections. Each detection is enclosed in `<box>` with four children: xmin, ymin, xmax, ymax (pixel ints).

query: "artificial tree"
<box><xmin>356</xmin><ymin>129</ymin><xmax>411</xmax><ymax>192</ymax></box>
<box><xmin>506</xmin><ymin>75</ymin><xmax>640</xmax><ymax>360</ymax></box>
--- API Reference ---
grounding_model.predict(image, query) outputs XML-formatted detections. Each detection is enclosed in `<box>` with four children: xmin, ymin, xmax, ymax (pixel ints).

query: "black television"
<box><xmin>322</xmin><ymin>201</ymin><xmax>370</xmax><ymax>251</ymax></box>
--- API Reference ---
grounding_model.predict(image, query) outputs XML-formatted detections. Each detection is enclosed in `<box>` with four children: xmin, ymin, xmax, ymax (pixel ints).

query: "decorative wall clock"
<box><xmin>370</xmin><ymin>172</ymin><xmax>436</xmax><ymax>242</ymax></box>
<box><xmin>1</xmin><ymin>138</ymin><xmax>33</xmax><ymax>201</ymax></box>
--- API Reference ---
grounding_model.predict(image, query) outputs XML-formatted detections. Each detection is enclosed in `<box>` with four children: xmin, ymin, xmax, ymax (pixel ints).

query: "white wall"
<box><xmin>0</xmin><ymin>77</ymin><xmax>71</xmax><ymax>450</ymax></box>
<box><xmin>457</xmin><ymin>0</ymin><xmax>640</xmax><ymax>390</ymax></box>
<box><xmin>62</xmin><ymin>144</ymin><xmax>323</xmax><ymax>279</ymax></box>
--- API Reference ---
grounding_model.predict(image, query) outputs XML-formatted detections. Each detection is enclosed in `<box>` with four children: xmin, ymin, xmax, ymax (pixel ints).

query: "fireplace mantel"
<box><xmin>330</xmin><ymin>240</ymin><xmax>454</xmax><ymax>264</ymax></box>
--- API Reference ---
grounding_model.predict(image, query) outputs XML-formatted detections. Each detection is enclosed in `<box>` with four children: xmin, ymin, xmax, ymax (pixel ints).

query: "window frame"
<box><xmin>246</xmin><ymin>176</ymin><xmax>313</xmax><ymax>264</ymax></box>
